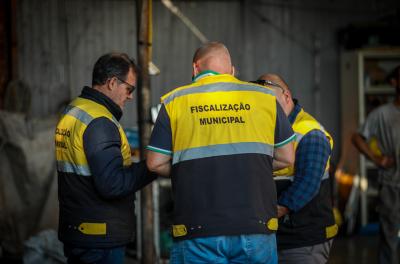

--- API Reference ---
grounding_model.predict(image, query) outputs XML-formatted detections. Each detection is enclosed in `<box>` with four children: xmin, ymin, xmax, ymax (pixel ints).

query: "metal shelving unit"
<box><xmin>340</xmin><ymin>48</ymin><xmax>400</xmax><ymax>228</ymax></box>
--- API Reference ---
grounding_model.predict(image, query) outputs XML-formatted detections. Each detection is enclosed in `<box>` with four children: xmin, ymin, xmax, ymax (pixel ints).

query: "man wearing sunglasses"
<box><xmin>254</xmin><ymin>74</ymin><xmax>337</xmax><ymax>264</ymax></box>
<box><xmin>55</xmin><ymin>53</ymin><xmax>156</xmax><ymax>264</ymax></box>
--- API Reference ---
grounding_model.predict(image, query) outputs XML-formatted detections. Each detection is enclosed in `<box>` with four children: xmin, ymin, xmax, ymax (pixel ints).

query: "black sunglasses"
<box><xmin>116</xmin><ymin>77</ymin><xmax>136</xmax><ymax>94</ymax></box>
<box><xmin>250</xmin><ymin>79</ymin><xmax>284</xmax><ymax>93</ymax></box>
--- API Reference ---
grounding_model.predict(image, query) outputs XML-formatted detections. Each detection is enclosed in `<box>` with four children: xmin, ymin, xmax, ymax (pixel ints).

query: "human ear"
<box><xmin>283</xmin><ymin>90</ymin><xmax>291</xmax><ymax>103</ymax></box>
<box><xmin>108</xmin><ymin>77</ymin><xmax>118</xmax><ymax>91</ymax></box>
<box><xmin>192</xmin><ymin>63</ymin><xmax>199</xmax><ymax>77</ymax></box>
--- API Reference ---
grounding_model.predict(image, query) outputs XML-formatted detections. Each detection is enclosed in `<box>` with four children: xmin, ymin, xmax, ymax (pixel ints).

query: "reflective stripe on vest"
<box><xmin>273</xmin><ymin>108</ymin><xmax>333</xmax><ymax>178</ymax></box>
<box><xmin>55</xmin><ymin>97</ymin><xmax>132</xmax><ymax>176</ymax></box>
<box><xmin>163</xmin><ymin>81</ymin><xmax>275</xmax><ymax>105</ymax></box>
<box><xmin>63</xmin><ymin>105</ymin><xmax>93</xmax><ymax>125</ymax></box>
<box><xmin>57</xmin><ymin>160</ymin><xmax>91</xmax><ymax>176</ymax></box>
<box><xmin>161</xmin><ymin>74</ymin><xmax>279</xmax><ymax>164</ymax></box>
<box><xmin>172</xmin><ymin>142</ymin><xmax>274</xmax><ymax>165</ymax></box>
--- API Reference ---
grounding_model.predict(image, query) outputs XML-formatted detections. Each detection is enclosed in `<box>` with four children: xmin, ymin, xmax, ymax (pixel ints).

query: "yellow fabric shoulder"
<box><xmin>274</xmin><ymin>109</ymin><xmax>333</xmax><ymax>177</ymax></box>
<box><xmin>55</xmin><ymin>97</ymin><xmax>132</xmax><ymax>176</ymax></box>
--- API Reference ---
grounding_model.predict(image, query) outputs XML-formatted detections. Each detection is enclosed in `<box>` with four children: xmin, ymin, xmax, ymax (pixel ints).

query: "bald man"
<box><xmin>147</xmin><ymin>42</ymin><xmax>295</xmax><ymax>263</ymax></box>
<box><xmin>254</xmin><ymin>74</ymin><xmax>337</xmax><ymax>264</ymax></box>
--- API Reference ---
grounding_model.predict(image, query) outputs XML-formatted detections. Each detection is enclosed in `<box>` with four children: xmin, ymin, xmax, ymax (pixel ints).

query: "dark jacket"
<box><xmin>57</xmin><ymin>87</ymin><xmax>156</xmax><ymax>248</ymax></box>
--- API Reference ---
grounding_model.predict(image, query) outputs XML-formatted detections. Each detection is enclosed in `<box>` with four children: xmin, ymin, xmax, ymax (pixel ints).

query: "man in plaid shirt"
<box><xmin>253</xmin><ymin>74</ymin><xmax>337</xmax><ymax>264</ymax></box>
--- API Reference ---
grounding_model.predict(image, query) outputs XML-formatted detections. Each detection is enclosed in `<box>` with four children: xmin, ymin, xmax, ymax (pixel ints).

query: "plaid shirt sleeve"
<box><xmin>278</xmin><ymin>129</ymin><xmax>331</xmax><ymax>212</ymax></box>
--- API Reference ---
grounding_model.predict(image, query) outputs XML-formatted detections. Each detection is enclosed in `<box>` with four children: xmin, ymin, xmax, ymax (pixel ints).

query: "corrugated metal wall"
<box><xmin>17</xmin><ymin>0</ymin><xmax>138</xmax><ymax>126</ymax></box>
<box><xmin>17</xmin><ymin>0</ymin><xmax>400</xmax><ymax>160</ymax></box>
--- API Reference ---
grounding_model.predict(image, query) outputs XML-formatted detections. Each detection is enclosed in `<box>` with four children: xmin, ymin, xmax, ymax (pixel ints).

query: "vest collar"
<box><xmin>80</xmin><ymin>86</ymin><xmax>123</xmax><ymax>121</ymax></box>
<box><xmin>288</xmin><ymin>99</ymin><xmax>301</xmax><ymax>125</ymax></box>
<box><xmin>192</xmin><ymin>70</ymin><xmax>220</xmax><ymax>82</ymax></box>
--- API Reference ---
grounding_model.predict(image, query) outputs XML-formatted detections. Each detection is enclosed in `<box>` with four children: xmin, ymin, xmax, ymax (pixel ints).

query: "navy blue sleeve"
<box><xmin>147</xmin><ymin>104</ymin><xmax>173</xmax><ymax>155</ymax></box>
<box><xmin>278</xmin><ymin>129</ymin><xmax>331</xmax><ymax>211</ymax></box>
<box><xmin>274</xmin><ymin>102</ymin><xmax>295</xmax><ymax>147</ymax></box>
<box><xmin>83</xmin><ymin>117</ymin><xmax>156</xmax><ymax>199</ymax></box>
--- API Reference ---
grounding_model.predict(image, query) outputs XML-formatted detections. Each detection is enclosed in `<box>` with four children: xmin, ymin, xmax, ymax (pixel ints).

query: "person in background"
<box><xmin>254</xmin><ymin>74</ymin><xmax>337</xmax><ymax>264</ymax></box>
<box><xmin>352</xmin><ymin>66</ymin><xmax>400</xmax><ymax>264</ymax></box>
<box><xmin>147</xmin><ymin>42</ymin><xmax>295</xmax><ymax>263</ymax></box>
<box><xmin>55</xmin><ymin>53</ymin><xmax>156</xmax><ymax>264</ymax></box>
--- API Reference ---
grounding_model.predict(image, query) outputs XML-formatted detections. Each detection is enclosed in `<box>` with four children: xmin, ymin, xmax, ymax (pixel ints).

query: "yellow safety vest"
<box><xmin>162</xmin><ymin>74</ymin><xmax>278</xmax><ymax>165</ymax></box>
<box><xmin>274</xmin><ymin>108</ymin><xmax>338</xmax><ymax>243</ymax></box>
<box><xmin>273</xmin><ymin>108</ymin><xmax>333</xmax><ymax>180</ymax></box>
<box><xmin>55</xmin><ymin>97</ymin><xmax>131</xmax><ymax>176</ymax></box>
<box><xmin>161</xmin><ymin>73</ymin><xmax>282</xmax><ymax>239</ymax></box>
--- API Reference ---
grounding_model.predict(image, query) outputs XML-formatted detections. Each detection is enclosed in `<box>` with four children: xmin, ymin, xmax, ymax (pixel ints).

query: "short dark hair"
<box><xmin>92</xmin><ymin>53</ymin><xmax>138</xmax><ymax>86</ymax></box>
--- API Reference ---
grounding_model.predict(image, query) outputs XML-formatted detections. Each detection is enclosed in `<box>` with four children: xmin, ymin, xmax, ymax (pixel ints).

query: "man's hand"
<box><xmin>277</xmin><ymin>205</ymin><xmax>289</xmax><ymax>218</ymax></box>
<box><xmin>352</xmin><ymin>133</ymin><xmax>395</xmax><ymax>170</ymax></box>
<box><xmin>373</xmin><ymin>155</ymin><xmax>395</xmax><ymax>169</ymax></box>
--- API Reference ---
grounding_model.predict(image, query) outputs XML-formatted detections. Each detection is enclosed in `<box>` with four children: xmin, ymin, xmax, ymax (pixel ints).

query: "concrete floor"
<box><xmin>126</xmin><ymin>235</ymin><xmax>400</xmax><ymax>264</ymax></box>
<box><xmin>2</xmin><ymin>235</ymin><xmax>399</xmax><ymax>263</ymax></box>
<box><xmin>329</xmin><ymin>235</ymin><xmax>379</xmax><ymax>264</ymax></box>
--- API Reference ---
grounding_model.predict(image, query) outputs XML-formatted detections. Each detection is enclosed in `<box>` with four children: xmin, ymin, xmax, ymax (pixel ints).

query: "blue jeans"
<box><xmin>64</xmin><ymin>245</ymin><xmax>125</xmax><ymax>264</ymax></box>
<box><xmin>170</xmin><ymin>234</ymin><xmax>277</xmax><ymax>264</ymax></box>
